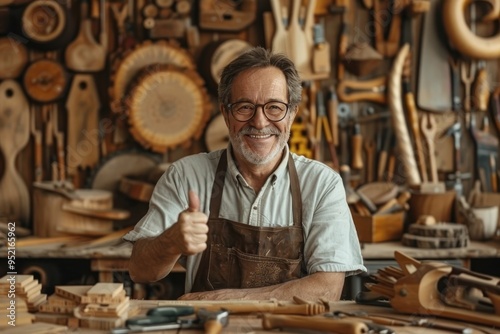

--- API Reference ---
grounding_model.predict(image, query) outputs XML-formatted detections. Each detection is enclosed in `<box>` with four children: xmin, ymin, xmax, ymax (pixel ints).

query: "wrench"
<box><xmin>420</xmin><ymin>113</ymin><xmax>438</xmax><ymax>183</ymax></box>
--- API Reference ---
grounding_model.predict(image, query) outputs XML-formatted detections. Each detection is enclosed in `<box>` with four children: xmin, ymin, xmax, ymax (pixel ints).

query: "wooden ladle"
<box><xmin>65</xmin><ymin>0</ymin><xmax>106</xmax><ymax>72</ymax></box>
<box><xmin>0</xmin><ymin>80</ymin><xmax>31</xmax><ymax>225</ymax></box>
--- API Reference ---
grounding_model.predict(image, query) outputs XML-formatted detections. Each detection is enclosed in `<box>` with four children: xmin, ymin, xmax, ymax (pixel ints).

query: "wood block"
<box><xmin>34</xmin><ymin>312</ymin><xmax>70</xmax><ymax>325</ymax></box>
<box><xmin>55</xmin><ymin>286</ymin><xmax>91</xmax><ymax>303</ymax></box>
<box><xmin>0</xmin><ymin>311</ymin><xmax>34</xmax><ymax>326</ymax></box>
<box><xmin>0</xmin><ymin>275</ymin><xmax>34</xmax><ymax>288</ymax></box>
<box><xmin>0</xmin><ymin>323</ymin><xmax>67</xmax><ymax>333</ymax></box>
<box><xmin>27</xmin><ymin>293</ymin><xmax>47</xmax><ymax>311</ymax></box>
<box><xmin>86</xmin><ymin>283</ymin><xmax>123</xmax><ymax>298</ymax></box>
<box><xmin>20</xmin><ymin>282</ymin><xmax>42</xmax><ymax>300</ymax></box>
<box><xmin>39</xmin><ymin>295</ymin><xmax>77</xmax><ymax>314</ymax></box>
<box><xmin>0</xmin><ymin>296</ymin><xmax>28</xmax><ymax>312</ymax></box>
<box><xmin>352</xmin><ymin>211</ymin><xmax>405</xmax><ymax>243</ymax></box>
<box><xmin>83</xmin><ymin>297</ymin><xmax>129</xmax><ymax>318</ymax></box>
<box><xmin>401</xmin><ymin>233</ymin><xmax>469</xmax><ymax>249</ymax></box>
<box><xmin>408</xmin><ymin>223</ymin><xmax>468</xmax><ymax>238</ymax></box>
<box><xmin>77</xmin><ymin>314</ymin><xmax>125</xmax><ymax>330</ymax></box>
<box><xmin>55</xmin><ymin>284</ymin><xmax>127</xmax><ymax>304</ymax></box>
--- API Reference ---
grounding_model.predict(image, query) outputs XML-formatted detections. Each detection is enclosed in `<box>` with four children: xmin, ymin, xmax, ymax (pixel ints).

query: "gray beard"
<box><xmin>231</xmin><ymin>128</ymin><xmax>290</xmax><ymax>165</ymax></box>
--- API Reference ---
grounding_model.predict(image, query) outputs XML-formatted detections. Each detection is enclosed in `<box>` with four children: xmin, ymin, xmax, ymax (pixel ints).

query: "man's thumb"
<box><xmin>187</xmin><ymin>190</ymin><xmax>200</xmax><ymax>212</ymax></box>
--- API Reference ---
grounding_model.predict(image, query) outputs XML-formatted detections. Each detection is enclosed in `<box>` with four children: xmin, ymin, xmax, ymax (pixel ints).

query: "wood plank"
<box><xmin>0</xmin><ymin>275</ymin><xmax>33</xmax><ymax>288</ymax></box>
<box><xmin>54</xmin><ymin>286</ymin><xmax>91</xmax><ymax>303</ymax></box>
<box><xmin>86</xmin><ymin>283</ymin><xmax>123</xmax><ymax>298</ymax></box>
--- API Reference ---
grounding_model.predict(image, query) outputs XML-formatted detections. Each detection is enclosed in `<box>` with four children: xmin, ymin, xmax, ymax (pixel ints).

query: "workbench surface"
<box><xmin>4</xmin><ymin>300</ymin><xmax>499</xmax><ymax>334</ymax></box>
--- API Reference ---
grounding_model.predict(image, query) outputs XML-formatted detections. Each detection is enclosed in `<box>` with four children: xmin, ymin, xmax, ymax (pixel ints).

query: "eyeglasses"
<box><xmin>226</xmin><ymin>101</ymin><xmax>289</xmax><ymax>122</ymax></box>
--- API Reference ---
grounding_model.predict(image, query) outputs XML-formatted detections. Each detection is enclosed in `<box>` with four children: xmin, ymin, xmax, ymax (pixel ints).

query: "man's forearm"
<box><xmin>128</xmin><ymin>234</ymin><xmax>181</xmax><ymax>283</ymax></box>
<box><xmin>179</xmin><ymin>272</ymin><xmax>345</xmax><ymax>301</ymax></box>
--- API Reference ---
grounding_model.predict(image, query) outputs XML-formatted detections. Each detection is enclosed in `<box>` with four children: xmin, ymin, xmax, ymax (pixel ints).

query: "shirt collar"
<box><xmin>226</xmin><ymin>144</ymin><xmax>290</xmax><ymax>185</ymax></box>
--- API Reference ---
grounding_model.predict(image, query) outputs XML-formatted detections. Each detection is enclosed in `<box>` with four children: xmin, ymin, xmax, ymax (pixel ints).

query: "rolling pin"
<box><xmin>262</xmin><ymin>314</ymin><xmax>369</xmax><ymax>334</ymax></box>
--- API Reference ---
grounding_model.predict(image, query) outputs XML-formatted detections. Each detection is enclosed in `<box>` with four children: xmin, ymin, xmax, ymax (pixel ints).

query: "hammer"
<box><xmin>197</xmin><ymin>309</ymin><xmax>229</xmax><ymax>334</ymax></box>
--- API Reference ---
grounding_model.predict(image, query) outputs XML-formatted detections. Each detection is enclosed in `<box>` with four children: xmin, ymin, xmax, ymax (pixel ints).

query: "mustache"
<box><xmin>240</xmin><ymin>126</ymin><xmax>281</xmax><ymax>136</ymax></box>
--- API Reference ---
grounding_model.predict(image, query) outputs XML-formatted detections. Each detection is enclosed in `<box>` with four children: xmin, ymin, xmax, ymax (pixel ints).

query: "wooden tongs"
<box><xmin>367</xmin><ymin>251</ymin><xmax>500</xmax><ymax>327</ymax></box>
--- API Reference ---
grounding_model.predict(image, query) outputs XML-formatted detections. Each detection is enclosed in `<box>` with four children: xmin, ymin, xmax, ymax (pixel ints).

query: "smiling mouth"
<box><xmin>247</xmin><ymin>134</ymin><xmax>274</xmax><ymax>139</ymax></box>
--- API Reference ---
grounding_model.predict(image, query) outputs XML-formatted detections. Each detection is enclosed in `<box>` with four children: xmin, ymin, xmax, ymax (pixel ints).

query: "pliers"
<box><xmin>110</xmin><ymin>306</ymin><xmax>201</xmax><ymax>333</ymax></box>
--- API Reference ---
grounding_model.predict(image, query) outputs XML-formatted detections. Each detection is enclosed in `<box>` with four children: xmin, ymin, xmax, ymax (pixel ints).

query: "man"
<box><xmin>124</xmin><ymin>47</ymin><xmax>366</xmax><ymax>301</ymax></box>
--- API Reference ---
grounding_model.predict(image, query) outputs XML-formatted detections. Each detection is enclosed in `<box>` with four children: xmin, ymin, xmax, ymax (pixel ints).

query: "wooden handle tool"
<box><xmin>420</xmin><ymin>113</ymin><xmax>438</xmax><ymax>182</ymax></box>
<box><xmin>491</xmin><ymin>87</ymin><xmax>500</xmax><ymax>133</ymax></box>
<box><xmin>491</xmin><ymin>155</ymin><xmax>498</xmax><ymax>193</ymax></box>
<box><xmin>328</xmin><ymin>85</ymin><xmax>339</xmax><ymax>146</ymax></box>
<box><xmin>363</xmin><ymin>139</ymin><xmax>376</xmax><ymax>183</ymax></box>
<box><xmin>262</xmin><ymin>314</ymin><xmax>369</xmax><ymax>334</ymax></box>
<box><xmin>403</xmin><ymin>52</ymin><xmax>428</xmax><ymax>182</ymax></box>
<box><xmin>158</xmin><ymin>301</ymin><xmax>325</xmax><ymax>316</ymax></box>
<box><xmin>51</xmin><ymin>104</ymin><xmax>66</xmax><ymax>183</ymax></box>
<box><xmin>472</xmin><ymin>62</ymin><xmax>490</xmax><ymax>112</ymax></box>
<box><xmin>376</xmin><ymin>191</ymin><xmax>411</xmax><ymax>214</ymax></box>
<box><xmin>337</xmin><ymin>22</ymin><xmax>348</xmax><ymax>81</ymax></box>
<box><xmin>337</xmin><ymin>76</ymin><xmax>387</xmax><ymax>104</ymax></box>
<box><xmin>31</xmin><ymin>104</ymin><xmax>43</xmax><ymax>182</ymax></box>
<box><xmin>351</xmin><ymin>123</ymin><xmax>363</xmax><ymax>170</ymax></box>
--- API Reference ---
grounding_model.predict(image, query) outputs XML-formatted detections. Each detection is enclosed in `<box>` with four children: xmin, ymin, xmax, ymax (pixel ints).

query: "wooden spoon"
<box><xmin>0</xmin><ymin>80</ymin><xmax>31</xmax><ymax>225</ymax></box>
<box><xmin>65</xmin><ymin>0</ymin><xmax>106</xmax><ymax>72</ymax></box>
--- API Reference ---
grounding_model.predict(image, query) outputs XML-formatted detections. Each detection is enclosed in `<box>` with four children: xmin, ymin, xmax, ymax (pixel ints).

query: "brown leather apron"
<box><xmin>192</xmin><ymin>150</ymin><xmax>305</xmax><ymax>291</ymax></box>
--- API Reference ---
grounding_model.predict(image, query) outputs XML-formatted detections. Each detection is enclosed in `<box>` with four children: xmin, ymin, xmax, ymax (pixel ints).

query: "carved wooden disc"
<box><xmin>126</xmin><ymin>65</ymin><xmax>211</xmax><ymax>152</ymax></box>
<box><xmin>23</xmin><ymin>59</ymin><xmax>67</xmax><ymax>103</ymax></box>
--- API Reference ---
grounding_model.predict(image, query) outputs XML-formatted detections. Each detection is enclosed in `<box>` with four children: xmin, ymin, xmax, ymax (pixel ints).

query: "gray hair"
<box><xmin>218</xmin><ymin>47</ymin><xmax>302</xmax><ymax>112</ymax></box>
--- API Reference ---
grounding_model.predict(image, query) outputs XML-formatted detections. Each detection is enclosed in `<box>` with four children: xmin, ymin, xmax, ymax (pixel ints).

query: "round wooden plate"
<box><xmin>0</xmin><ymin>37</ymin><xmax>28</xmax><ymax>79</ymax></box>
<box><xmin>89</xmin><ymin>150</ymin><xmax>160</xmax><ymax>192</ymax></box>
<box><xmin>199</xmin><ymin>39</ymin><xmax>252</xmax><ymax>94</ymax></box>
<box><xmin>204</xmin><ymin>113</ymin><xmax>229</xmax><ymax>152</ymax></box>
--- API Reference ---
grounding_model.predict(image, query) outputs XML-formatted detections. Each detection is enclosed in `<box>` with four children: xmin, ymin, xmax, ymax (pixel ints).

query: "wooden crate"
<box><xmin>352</xmin><ymin>211</ymin><xmax>405</xmax><ymax>243</ymax></box>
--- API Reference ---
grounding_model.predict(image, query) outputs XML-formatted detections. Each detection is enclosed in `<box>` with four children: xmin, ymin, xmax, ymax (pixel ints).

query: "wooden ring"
<box><xmin>22</xmin><ymin>0</ymin><xmax>66</xmax><ymax>42</ymax></box>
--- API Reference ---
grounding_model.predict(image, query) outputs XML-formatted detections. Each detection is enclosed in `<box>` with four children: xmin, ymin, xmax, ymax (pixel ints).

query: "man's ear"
<box><xmin>220</xmin><ymin>104</ymin><xmax>230</xmax><ymax>127</ymax></box>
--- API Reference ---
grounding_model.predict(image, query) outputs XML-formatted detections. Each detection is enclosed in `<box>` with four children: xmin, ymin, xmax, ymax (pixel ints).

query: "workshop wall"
<box><xmin>0</xmin><ymin>0</ymin><xmax>499</xmax><ymax>236</ymax></box>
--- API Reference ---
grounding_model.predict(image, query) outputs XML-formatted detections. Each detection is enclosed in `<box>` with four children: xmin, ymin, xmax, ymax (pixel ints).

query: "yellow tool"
<box><xmin>315</xmin><ymin>90</ymin><xmax>338</xmax><ymax>170</ymax></box>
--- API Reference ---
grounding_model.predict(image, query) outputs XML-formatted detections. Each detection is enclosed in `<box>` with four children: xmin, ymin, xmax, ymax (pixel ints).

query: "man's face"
<box><xmin>223</xmin><ymin>67</ymin><xmax>295</xmax><ymax>166</ymax></box>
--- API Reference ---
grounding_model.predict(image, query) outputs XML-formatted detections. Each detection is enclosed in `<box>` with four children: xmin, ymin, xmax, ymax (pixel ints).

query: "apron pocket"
<box><xmin>233</xmin><ymin>248</ymin><xmax>302</xmax><ymax>289</ymax></box>
<box><xmin>206</xmin><ymin>243</ymin><xmax>238</xmax><ymax>290</ymax></box>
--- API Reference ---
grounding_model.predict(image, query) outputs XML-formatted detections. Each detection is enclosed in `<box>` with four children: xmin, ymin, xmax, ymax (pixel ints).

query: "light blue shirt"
<box><xmin>124</xmin><ymin>145</ymin><xmax>367</xmax><ymax>292</ymax></box>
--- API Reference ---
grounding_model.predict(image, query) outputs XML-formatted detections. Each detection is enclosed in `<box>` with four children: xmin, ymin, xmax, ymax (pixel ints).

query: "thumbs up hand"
<box><xmin>169</xmin><ymin>190</ymin><xmax>209</xmax><ymax>255</ymax></box>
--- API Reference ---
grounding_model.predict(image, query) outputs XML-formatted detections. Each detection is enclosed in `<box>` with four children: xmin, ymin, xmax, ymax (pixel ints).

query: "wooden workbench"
<box><xmin>3</xmin><ymin>300</ymin><xmax>499</xmax><ymax>334</ymax></box>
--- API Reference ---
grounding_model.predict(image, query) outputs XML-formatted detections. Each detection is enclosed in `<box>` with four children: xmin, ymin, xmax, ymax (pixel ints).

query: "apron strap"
<box><xmin>209</xmin><ymin>150</ymin><xmax>227</xmax><ymax>219</ymax></box>
<box><xmin>288</xmin><ymin>153</ymin><xmax>302</xmax><ymax>228</ymax></box>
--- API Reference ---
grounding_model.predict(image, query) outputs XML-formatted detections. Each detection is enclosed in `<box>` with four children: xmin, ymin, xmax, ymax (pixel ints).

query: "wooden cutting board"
<box><xmin>0</xmin><ymin>80</ymin><xmax>31</xmax><ymax>225</ymax></box>
<box><xmin>416</xmin><ymin>0</ymin><xmax>452</xmax><ymax>112</ymax></box>
<box><xmin>65</xmin><ymin>74</ymin><xmax>101</xmax><ymax>176</ymax></box>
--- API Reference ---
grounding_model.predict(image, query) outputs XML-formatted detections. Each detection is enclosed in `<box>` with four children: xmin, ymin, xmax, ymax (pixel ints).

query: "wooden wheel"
<box><xmin>110</xmin><ymin>40</ymin><xmax>194</xmax><ymax>113</ymax></box>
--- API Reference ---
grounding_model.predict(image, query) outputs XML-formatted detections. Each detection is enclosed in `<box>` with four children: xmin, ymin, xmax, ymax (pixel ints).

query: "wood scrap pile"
<box><xmin>35</xmin><ymin>282</ymin><xmax>138</xmax><ymax>331</ymax></box>
<box><xmin>0</xmin><ymin>275</ymin><xmax>46</xmax><ymax>314</ymax></box>
<box><xmin>402</xmin><ymin>216</ymin><xmax>469</xmax><ymax>249</ymax></box>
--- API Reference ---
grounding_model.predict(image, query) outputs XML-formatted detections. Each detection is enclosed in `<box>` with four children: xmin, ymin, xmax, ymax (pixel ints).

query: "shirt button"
<box><xmin>253</xmin><ymin>206</ymin><xmax>258</xmax><ymax>210</ymax></box>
